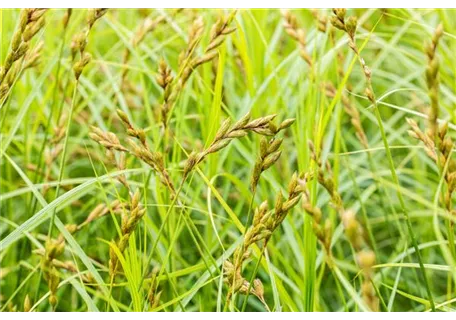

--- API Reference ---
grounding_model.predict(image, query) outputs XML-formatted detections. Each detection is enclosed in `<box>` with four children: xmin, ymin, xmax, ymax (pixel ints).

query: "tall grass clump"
<box><xmin>1</xmin><ymin>8</ymin><xmax>456</xmax><ymax>312</ymax></box>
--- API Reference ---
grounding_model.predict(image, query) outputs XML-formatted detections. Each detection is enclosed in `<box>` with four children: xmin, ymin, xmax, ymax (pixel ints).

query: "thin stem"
<box><xmin>47</xmin><ymin>82</ymin><xmax>78</xmax><ymax>239</ymax></box>
<box><xmin>358</xmin><ymin>58</ymin><xmax>436</xmax><ymax>313</ymax></box>
<box><xmin>245</xmin><ymin>190</ymin><xmax>256</xmax><ymax>230</ymax></box>
<box><xmin>240</xmin><ymin>244</ymin><xmax>267</xmax><ymax>311</ymax></box>
<box><xmin>138</xmin><ymin>179</ymin><xmax>185</xmax><ymax>287</ymax></box>
<box><xmin>27</xmin><ymin>23</ymin><xmax>69</xmax><ymax>304</ymax></box>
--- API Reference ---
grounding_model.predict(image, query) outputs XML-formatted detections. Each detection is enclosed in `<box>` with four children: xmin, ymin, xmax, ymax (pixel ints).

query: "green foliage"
<box><xmin>1</xmin><ymin>8</ymin><xmax>456</xmax><ymax>312</ymax></box>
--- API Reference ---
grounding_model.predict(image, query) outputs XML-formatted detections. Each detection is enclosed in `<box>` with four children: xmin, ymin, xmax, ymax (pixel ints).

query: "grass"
<box><xmin>1</xmin><ymin>8</ymin><xmax>456</xmax><ymax>312</ymax></box>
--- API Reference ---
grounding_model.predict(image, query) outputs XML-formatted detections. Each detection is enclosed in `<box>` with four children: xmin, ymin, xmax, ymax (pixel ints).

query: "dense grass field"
<box><xmin>1</xmin><ymin>8</ymin><xmax>456</xmax><ymax>312</ymax></box>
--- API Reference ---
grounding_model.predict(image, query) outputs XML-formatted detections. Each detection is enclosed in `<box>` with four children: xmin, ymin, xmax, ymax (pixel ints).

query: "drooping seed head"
<box><xmin>334</xmin><ymin>9</ymin><xmax>346</xmax><ymax>19</ymax></box>
<box><xmin>262</xmin><ymin>150</ymin><xmax>282</xmax><ymax>171</ymax></box>
<box><xmin>357</xmin><ymin>250</ymin><xmax>376</xmax><ymax>270</ymax></box>
<box><xmin>267</xmin><ymin>138</ymin><xmax>283</xmax><ymax>154</ymax></box>
<box><xmin>279</xmin><ymin>118</ymin><xmax>296</xmax><ymax>131</ymax></box>
<box><xmin>253</xmin><ymin>279</ymin><xmax>264</xmax><ymax>300</ymax></box>
<box><xmin>330</xmin><ymin>15</ymin><xmax>345</xmax><ymax>31</ymax></box>
<box><xmin>345</xmin><ymin>16</ymin><xmax>357</xmax><ymax>38</ymax></box>
<box><xmin>23</xmin><ymin>295</ymin><xmax>31</xmax><ymax>312</ymax></box>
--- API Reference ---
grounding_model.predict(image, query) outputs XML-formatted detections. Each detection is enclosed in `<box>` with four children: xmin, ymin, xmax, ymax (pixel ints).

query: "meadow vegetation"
<box><xmin>1</xmin><ymin>8</ymin><xmax>456</xmax><ymax>312</ymax></box>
